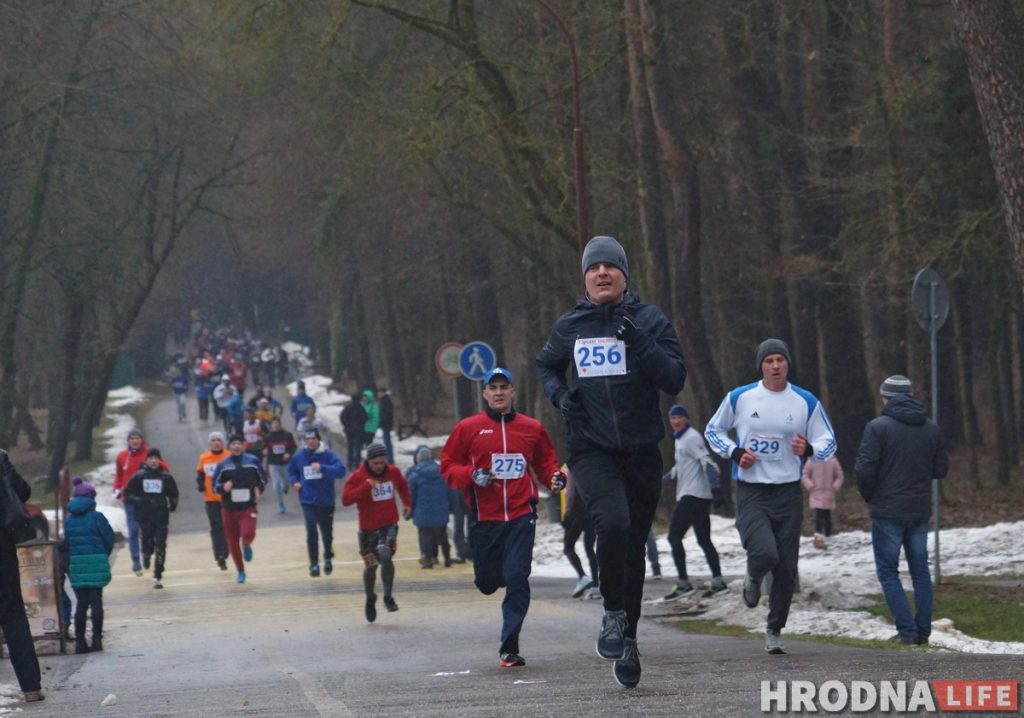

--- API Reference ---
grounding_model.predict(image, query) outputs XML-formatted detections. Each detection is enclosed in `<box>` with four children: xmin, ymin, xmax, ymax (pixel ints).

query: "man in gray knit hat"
<box><xmin>854</xmin><ymin>375</ymin><xmax>948</xmax><ymax>645</ymax></box>
<box><xmin>537</xmin><ymin>235</ymin><xmax>686</xmax><ymax>688</ymax></box>
<box><xmin>705</xmin><ymin>338</ymin><xmax>836</xmax><ymax>655</ymax></box>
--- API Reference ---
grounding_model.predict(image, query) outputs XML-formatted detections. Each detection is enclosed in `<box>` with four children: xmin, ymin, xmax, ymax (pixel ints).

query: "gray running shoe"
<box><xmin>764</xmin><ymin>629</ymin><xmax>786</xmax><ymax>654</ymax></box>
<box><xmin>742</xmin><ymin>574</ymin><xmax>761</xmax><ymax>608</ymax></box>
<box><xmin>596</xmin><ymin>609</ymin><xmax>628</xmax><ymax>660</ymax></box>
<box><xmin>585</xmin><ymin>586</ymin><xmax>603</xmax><ymax>600</ymax></box>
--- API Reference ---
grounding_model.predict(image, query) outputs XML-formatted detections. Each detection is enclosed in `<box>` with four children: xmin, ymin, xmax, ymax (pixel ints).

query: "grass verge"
<box><xmin>862</xmin><ymin>578</ymin><xmax>1024</xmax><ymax>643</ymax></box>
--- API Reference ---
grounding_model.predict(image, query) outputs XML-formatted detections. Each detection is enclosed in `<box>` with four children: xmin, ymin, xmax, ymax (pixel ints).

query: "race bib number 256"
<box><xmin>574</xmin><ymin>337</ymin><xmax>626</xmax><ymax>378</ymax></box>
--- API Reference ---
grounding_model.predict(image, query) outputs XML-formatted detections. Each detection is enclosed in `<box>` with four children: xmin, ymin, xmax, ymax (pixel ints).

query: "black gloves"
<box><xmin>613</xmin><ymin>307</ymin><xmax>640</xmax><ymax>343</ymax></box>
<box><xmin>550</xmin><ymin>472</ymin><xmax>567</xmax><ymax>492</ymax></box>
<box><xmin>559</xmin><ymin>390</ymin><xmax>588</xmax><ymax>423</ymax></box>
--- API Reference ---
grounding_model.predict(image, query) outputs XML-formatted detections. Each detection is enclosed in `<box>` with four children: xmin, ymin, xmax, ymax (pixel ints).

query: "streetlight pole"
<box><xmin>535</xmin><ymin>0</ymin><xmax>588</xmax><ymax>257</ymax></box>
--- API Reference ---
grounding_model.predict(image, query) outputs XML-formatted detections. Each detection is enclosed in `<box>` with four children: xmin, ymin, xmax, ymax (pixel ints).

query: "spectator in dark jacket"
<box><xmin>0</xmin><ymin>449</ymin><xmax>43</xmax><ymax>701</ymax></box>
<box><xmin>406</xmin><ymin>445</ymin><xmax>450</xmax><ymax>567</ymax></box>
<box><xmin>340</xmin><ymin>398</ymin><xmax>369</xmax><ymax>472</ymax></box>
<box><xmin>854</xmin><ymin>375</ymin><xmax>949</xmax><ymax>646</ymax></box>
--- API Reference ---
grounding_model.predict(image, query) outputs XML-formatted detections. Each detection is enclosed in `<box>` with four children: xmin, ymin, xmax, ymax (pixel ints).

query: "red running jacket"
<box><xmin>441</xmin><ymin>408</ymin><xmax>559</xmax><ymax>523</ymax></box>
<box><xmin>341</xmin><ymin>464</ymin><xmax>412</xmax><ymax>531</ymax></box>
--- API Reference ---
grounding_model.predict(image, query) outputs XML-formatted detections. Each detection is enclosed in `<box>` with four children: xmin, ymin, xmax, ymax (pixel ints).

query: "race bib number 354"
<box><xmin>574</xmin><ymin>337</ymin><xmax>626</xmax><ymax>378</ymax></box>
<box><xmin>372</xmin><ymin>482</ymin><xmax>394</xmax><ymax>502</ymax></box>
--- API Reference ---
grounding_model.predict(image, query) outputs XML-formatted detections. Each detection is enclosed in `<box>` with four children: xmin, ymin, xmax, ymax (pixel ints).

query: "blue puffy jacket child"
<box><xmin>406</xmin><ymin>445</ymin><xmax>451</xmax><ymax>568</ymax></box>
<box><xmin>64</xmin><ymin>477</ymin><xmax>114</xmax><ymax>654</ymax></box>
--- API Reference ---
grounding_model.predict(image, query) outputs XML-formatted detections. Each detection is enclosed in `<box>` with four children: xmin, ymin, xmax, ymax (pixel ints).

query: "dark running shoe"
<box><xmin>701</xmin><ymin>577</ymin><xmax>729</xmax><ymax>598</ymax></box>
<box><xmin>613</xmin><ymin>638</ymin><xmax>641</xmax><ymax>688</ymax></box>
<box><xmin>596</xmin><ymin>609</ymin><xmax>627</xmax><ymax>660</ymax></box>
<box><xmin>663</xmin><ymin>580</ymin><xmax>695</xmax><ymax>601</ymax></box>
<box><xmin>499</xmin><ymin>653</ymin><xmax>526</xmax><ymax>667</ymax></box>
<box><xmin>217</xmin><ymin>557</ymin><xmax>228</xmax><ymax>571</ymax></box>
<box><xmin>324</xmin><ymin>558</ymin><xmax>332</xmax><ymax>576</ymax></box>
<box><xmin>309</xmin><ymin>564</ymin><xmax>320</xmax><ymax>577</ymax></box>
<box><xmin>143</xmin><ymin>554</ymin><xmax>152</xmax><ymax>570</ymax></box>
<box><xmin>383</xmin><ymin>595</ymin><xmax>399</xmax><ymax>613</ymax></box>
<box><xmin>365</xmin><ymin>593</ymin><xmax>378</xmax><ymax>623</ymax></box>
<box><xmin>742</xmin><ymin>574</ymin><xmax>761</xmax><ymax>608</ymax></box>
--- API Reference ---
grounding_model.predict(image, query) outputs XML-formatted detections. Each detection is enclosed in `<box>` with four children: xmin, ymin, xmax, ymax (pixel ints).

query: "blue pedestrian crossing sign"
<box><xmin>459</xmin><ymin>341</ymin><xmax>496</xmax><ymax>381</ymax></box>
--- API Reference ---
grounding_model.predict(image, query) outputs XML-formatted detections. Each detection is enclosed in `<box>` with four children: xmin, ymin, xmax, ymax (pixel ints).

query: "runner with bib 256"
<box><xmin>536</xmin><ymin>235</ymin><xmax>686</xmax><ymax>689</ymax></box>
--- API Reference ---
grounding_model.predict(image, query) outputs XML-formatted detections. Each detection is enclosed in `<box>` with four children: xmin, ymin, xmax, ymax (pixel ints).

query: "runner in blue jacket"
<box><xmin>288</xmin><ymin>429</ymin><xmax>346</xmax><ymax>576</ymax></box>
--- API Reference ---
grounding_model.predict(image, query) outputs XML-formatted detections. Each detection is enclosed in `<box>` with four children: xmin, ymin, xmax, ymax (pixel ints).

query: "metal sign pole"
<box><xmin>475</xmin><ymin>380</ymin><xmax>483</xmax><ymax>414</ymax></box>
<box><xmin>930</xmin><ymin>281</ymin><xmax>941</xmax><ymax>586</ymax></box>
<box><xmin>451</xmin><ymin>377</ymin><xmax>459</xmax><ymax>423</ymax></box>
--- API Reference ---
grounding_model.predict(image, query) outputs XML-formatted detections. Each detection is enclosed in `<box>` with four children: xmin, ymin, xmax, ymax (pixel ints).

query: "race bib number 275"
<box><xmin>574</xmin><ymin>337</ymin><xmax>626</xmax><ymax>378</ymax></box>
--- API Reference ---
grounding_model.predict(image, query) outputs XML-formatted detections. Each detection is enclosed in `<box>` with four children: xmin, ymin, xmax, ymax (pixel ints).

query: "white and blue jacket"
<box><xmin>704</xmin><ymin>381</ymin><xmax>836</xmax><ymax>485</ymax></box>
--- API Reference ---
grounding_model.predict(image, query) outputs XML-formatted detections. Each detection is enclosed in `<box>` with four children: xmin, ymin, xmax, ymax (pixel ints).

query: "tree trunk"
<box><xmin>48</xmin><ymin>293</ymin><xmax>85</xmax><ymax>488</ymax></box>
<box><xmin>950</xmin><ymin>0</ymin><xmax>1024</xmax><ymax>299</ymax></box>
<box><xmin>623</xmin><ymin>0</ymin><xmax>671</xmax><ymax>312</ymax></box>
<box><xmin>630</xmin><ymin>0</ymin><xmax>723</xmax><ymax>418</ymax></box>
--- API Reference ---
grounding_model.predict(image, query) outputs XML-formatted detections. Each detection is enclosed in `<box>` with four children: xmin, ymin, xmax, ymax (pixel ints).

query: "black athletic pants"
<box><xmin>667</xmin><ymin>495</ymin><xmax>721</xmax><ymax>581</ymax></box>
<box><xmin>569</xmin><ymin>443</ymin><xmax>662</xmax><ymax>639</ymax></box>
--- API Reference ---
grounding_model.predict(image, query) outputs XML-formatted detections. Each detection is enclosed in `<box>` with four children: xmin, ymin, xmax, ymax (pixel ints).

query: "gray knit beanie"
<box><xmin>581</xmin><ymin>235</ymin><xmax>629</xmax><ymax>278</ymax></box>
<box><xmin>365</xmin><ymin>443</ymin><xmax>388</xmax><ymax>461</ymax></box>
<box><xmin>755</xmin><ymin>338</ymin><xmax>792</xmax><ymax>371</ymax></box>
<box><xmin>880</xmin><ymin>374</ymin><xmax>913</xmax><ymax>397</ymax></box>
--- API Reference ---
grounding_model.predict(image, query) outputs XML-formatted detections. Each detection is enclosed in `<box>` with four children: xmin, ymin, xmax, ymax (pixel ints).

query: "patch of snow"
<box><xmin>531</xmin><ymin>514</ymin><xmax>1024</xmax><ymax>655</ymax></box>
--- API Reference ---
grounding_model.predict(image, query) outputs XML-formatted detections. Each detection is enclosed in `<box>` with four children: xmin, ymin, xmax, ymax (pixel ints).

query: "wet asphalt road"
<box><xmin>7</xmin><ymin>396</ymin><xmax>1021</xmax><ymax>717</ymax></box>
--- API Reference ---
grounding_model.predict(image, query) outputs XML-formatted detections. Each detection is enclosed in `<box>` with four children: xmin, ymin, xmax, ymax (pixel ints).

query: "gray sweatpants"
<box><xmin>735</xmin><ymin>480</ymin><xmax>802</xmax><ymax>632</ymax></box>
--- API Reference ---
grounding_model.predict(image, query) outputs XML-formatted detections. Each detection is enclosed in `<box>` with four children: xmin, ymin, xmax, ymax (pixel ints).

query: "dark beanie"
<box><xmin>581</xmin><ymin>235</ymin><xmax>629</xmax><ymax>278</ymax></box>
<box><xmin>668</xmin><ymin>404</ymin><xmax>688</xmax><ymax>418</ymax></box>
<box><xmin>147</xmin><ymin>448</ymin><xmax>162</xmax><ymax>459</ymax></box>
<box><xmin>303</xmin><ymin>428</ymin><xmax>321</xmax><ymax>440</ymax></box>
<box><xmin>365</xmin><ymin>443</ymin><xmax>387</xmax><ymax>461</ymax></box>
<box><xmin>880</xmin><ymin>374</ymin><xmax>913</xmax><ymax>397</ymax></box>
<box><xmin>755</xmin><ymin>338</ymin><xmax>792</xmax><ymax>371</ymax></box>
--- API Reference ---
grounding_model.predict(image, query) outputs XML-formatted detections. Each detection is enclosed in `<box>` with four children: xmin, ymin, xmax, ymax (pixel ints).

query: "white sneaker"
<box><xmin>571</xmin><ymin>575</ymin><xmax>594</xmax><ymax>598</ymax></box>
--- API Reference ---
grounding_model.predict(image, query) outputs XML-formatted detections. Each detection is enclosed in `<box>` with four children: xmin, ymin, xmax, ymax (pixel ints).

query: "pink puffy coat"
<box><xmin>801</xmin><ymin>456</ymin><xmax>844</xmax><ymax>510</ymax></box>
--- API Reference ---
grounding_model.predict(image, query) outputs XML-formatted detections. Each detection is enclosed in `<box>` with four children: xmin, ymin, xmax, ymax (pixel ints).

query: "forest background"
<box><xmin>1</xmin><ymin>1</ymin><xmax>1022</xmax><ymax>517</ymax></box>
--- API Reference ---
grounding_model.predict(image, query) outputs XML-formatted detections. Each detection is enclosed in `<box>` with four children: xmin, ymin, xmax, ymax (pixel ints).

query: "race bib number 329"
<box><xmin>574</xmin><ymin>337</ymin><xmax>626</xmax><ymax>378</ymax></box>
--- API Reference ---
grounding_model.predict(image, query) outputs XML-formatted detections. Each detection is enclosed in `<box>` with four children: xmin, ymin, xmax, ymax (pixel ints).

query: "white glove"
<box><xmin>472</xmin><ymin>469</ymin><xmax>494</xmax><ymax>488</ymax></box>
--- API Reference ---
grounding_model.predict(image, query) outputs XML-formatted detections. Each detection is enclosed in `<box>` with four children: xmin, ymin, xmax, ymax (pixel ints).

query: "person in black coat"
<box><xmin>854</xmin><ymin>375</ymin><xmax>949</xmax><ymax>646</ymax></box>
<box><xmin>0</xmin><ymin>449</ymin><xmax>43</xmax><ymax>702</ymax></box>
<box><xmin>340</xmin><ymin>398</ymin><xmax>369</xmax><ymax>472</ymax></box>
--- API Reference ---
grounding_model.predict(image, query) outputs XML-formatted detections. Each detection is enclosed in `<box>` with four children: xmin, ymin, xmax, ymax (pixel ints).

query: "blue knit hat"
<box><xmin>668</xmin><ymin>404</ymin><xmax>688</xmax><ymax>418</ymax></box>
